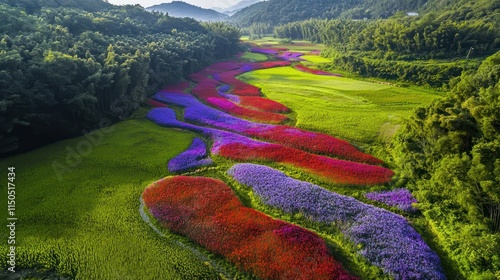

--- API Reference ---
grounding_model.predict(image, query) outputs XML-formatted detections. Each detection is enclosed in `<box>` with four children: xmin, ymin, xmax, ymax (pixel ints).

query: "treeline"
<box><xmin>320</xmin><ymin>49</ymin><xmax>480</xmax><ymax>88</ymax></box>
<box><xmin>231</xmin><ymin>0</ymin><xmax>425</xmax><ymax>27</ymax></box>
<box><xmin>0</xmin><ymin>2</ymin><xmax>240</xmax><ymax>155</ymax></box>
<box><xmin>232</xmin><ymin>0</ymin><xmax>499</xmax><ymax>28</ymax></box>
<box><xmin>274</xmin><ymin>16</ymin><xmax>498</xmax><ymax>87</ymax></box>
<box><xmin>390</xmin><ymin>51</ymin><xmax>500</xmax><ymax>279</ymax></box>
<box><xmin>274</xmin><ymin>16</ymin><xmax>499</xmax><ymax>59</ymax></box>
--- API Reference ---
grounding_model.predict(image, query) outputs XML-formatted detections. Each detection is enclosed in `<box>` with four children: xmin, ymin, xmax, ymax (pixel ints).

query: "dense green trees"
<box><xmin>391</xmin><ymin>51</ymin><xmax>500</xmax><ymax>279</ymax></box>
<box><xmin>319</xmin><ymin>49</ymin><xmax>480</xmax><ymax>87</ymax></box>
<box><xmin>232</xmin><ymin>0</ymin><xmax>499</xmax><ymax>28</ymax></box>
<box><xmin>275</xmin><ymin>16</ymin><xmax>499</xmax><ymax>59</ymax></box>
<box><xmin>273</xmin><ymin>15</ymin><xmax>498</xmax><ymax>87</ymax></box>
<box><xmin>0</xmin><ymin>2</ymin><xmax>240</xmax><ymax>155</ymax></box>
<box><xmin>231</xmin><ymin>0</ymin><xmax>425</xmax><ymax>27</ymax></box>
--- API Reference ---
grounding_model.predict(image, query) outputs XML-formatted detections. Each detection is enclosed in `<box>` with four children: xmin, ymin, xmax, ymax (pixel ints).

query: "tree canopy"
<box><xmin>0</xmin><ymin>1</ymin><xmax>240</xmax><ymax>155</ymax></box>
<box><xmin>390</xmin><ymin>51</ymin><xmax>500</xmax><ymax>279</ymax></box>
<box><xmin>231</xmin><ymin>0</ymin><xmax>499</xmax><ymax>27</ymax></box>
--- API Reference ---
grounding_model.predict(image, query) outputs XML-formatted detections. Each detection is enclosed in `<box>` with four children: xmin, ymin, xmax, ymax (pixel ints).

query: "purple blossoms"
<box><xmin>366</xmin><ymin>188</ymin><xmax>418</xmax><ymax>213</ymax></box>
<box><xmin>168</xmin><ymin>138</ymin><xmax>213</xmax><ymax>173</ymax></box>
<box><xmin>227</xmin><ymin>163</ymin><xmax>446</xmax><ymax>280</ymax></box>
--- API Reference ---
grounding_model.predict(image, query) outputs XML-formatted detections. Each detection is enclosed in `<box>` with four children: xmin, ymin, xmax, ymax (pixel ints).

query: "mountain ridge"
<box><xmin>230</xmin><ymin>0</ymin><xmax>499</xmax><ymax>26</ymax></box>
<box><xmin>222</xmin><ymin>0</ymin><xmax>263</xmax><ymax>15</ymax></box>
<box><xmin>147</xmin><ymin>1</ymin><xmax>228</xmax><ymax>22</ymax></box>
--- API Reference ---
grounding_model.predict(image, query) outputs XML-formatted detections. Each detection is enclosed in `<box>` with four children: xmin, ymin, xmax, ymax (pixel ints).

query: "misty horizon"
<box><xmin>106</xmin><ymin>0</ymin><xmax>246</xmax><ymax>9</ymax></box>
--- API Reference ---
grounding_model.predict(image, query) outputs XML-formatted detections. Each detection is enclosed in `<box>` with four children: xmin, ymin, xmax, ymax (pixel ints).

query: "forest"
<box><xmin>392</xmin><ymin>51</ymin><xmax>500</xmax><ymax>278</ymax></box>
<box><xmin>232</xmin><ymin>0</ymin><xmax>499</xmax><ymax>28</ymax></box>
<box><xmin>0</xmin><ymin>0</ymin><xmax>240</xmax><ymax>155</ymax></box>
<box><xmin>271</xmin><ymin>14</ymin><xmax>499</xmax><ymax>87</ymax></box>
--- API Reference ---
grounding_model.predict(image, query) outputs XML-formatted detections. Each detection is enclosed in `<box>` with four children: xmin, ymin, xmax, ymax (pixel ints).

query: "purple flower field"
<box><xmin>277</xmin><ymin>51</ymin><xmax>304</xmax><ymax>61</ymax></box>
<box><xmin>167</xmin><ymin>138</ymin><xmax>213</xmax><ymax>173</ymax></box>
<box><xmin>250</xmin><ymin>47</ymin><xmax>278</xmax><ymax>55</ymax></box>
<box><xmin>366</xmin><ymin>188</ymin><xmax>418</xmax><ymax>213</ymax></box>
<box><xmin>228</xmin><ymin>163</ymin><xmax>446</xmax><ymax>280</ymax></box>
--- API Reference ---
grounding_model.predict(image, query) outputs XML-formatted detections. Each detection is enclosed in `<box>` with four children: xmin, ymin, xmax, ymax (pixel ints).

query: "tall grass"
<box><xmin>0</xmin><ymin>120</ymin><xmax>225</xmax><ymax>279</ymax></box>
<box><xmin>238</xmin><ymin>66</ymin><xmax>441</xmax><ymax>145</ymax></box>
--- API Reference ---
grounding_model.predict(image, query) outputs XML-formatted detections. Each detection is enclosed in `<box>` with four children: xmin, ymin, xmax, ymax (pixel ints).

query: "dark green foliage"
<box><xmin>232</xmin><ymin>0</ymin><xmax>500</xmax><ymax>28</ymax></box>
<box><xmin>275</xmin><ymin>17</ymin><xmax>499</xmax><ymax>59</ymax></box>
<box><xmin>242</xmin><ymin>22</ymin><xmax>273</xmax><ymax>39</ymax></box>
<box><xmin>0</xmin><ymin>1</ymin><xmax>240</xmax><ymax>155</ymax></box>
<box><xmin>421</xmin><ymin>0</ymin><xmax>500</xmax><ymax>24</ymax></box>
<box><xmin>390</xmin><ymin>51</ymin><xmax>500</xmax><ymax>278</ymax></box>
<box><xmin>319</xmin><ymin>49</ymin><xmax>479</xmax><ymax>88</ymax></box>
<box><xmin>231</xmin><ymin>0</ymin><xmax>424</xmax><ymax>27</ymax></box>
<box><xmin>273</xmin><ymin>15</ymin><xmax>497</xmax><ymax>87</ymax></box>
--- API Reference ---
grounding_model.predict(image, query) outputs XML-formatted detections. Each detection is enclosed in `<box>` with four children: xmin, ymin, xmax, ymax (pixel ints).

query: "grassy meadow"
<box><xmin>238</xmin><ymin>66</ymin><xmax>441</xmax><ymax>145</ymax></box>
<box><xmin>241</xmin><ymin>36</ymin><xmax>327</xmax><ymax>52</ymax></box>
<box><xmin>0</xmin><ymin>120</ymin><xmax>235</xmax><ymax>279</ymax></box>
<box><xmin>241</xmin><ymin>52</ymin><xmax>269</xmax><ymax>62</ymax></box>
<box><xmin>301</xmin><ymin>55</ymin><xmax>332</xmax><ymax>63</ymax></box>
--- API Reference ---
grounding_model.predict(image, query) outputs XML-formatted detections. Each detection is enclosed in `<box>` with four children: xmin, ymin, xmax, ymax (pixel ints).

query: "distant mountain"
<box><xmin>146</xmin><ymin>1</ymin><xmax>228</xmax><ymax>22</ymax></box>
<box><xmin>222</xmin><ymin>0</ymin><xmax>264</xmax><ymax>15</ymax></box>
<box><xmin>231</xmin><ymin>0</ymin><xmax>499</xmax><ymax>26</ymax></box>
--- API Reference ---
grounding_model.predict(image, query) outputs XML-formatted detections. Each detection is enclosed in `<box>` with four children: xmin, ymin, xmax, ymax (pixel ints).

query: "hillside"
<box><xmin>146</xmin><ymin>1</ymin><xmax>228</xmax><ymax>22</ymax></box>
<box><xmin>0</xmin><ymin>0</ymin><xmax>240</xmax><ymax>155</ymax></box>
<box><xmin>231</xmin><ymin>0</ymin><xmax>499</xmax><ymax>26</ymax></box>
<box><xmin>222</xmin><ymin>0</ymin><xmax>264</xmax><ymax>15</ymax></box>
<box><xmin>231</xmin><ymin>0</ymin><xmax>421</xmax><ymax>26</ymax></box>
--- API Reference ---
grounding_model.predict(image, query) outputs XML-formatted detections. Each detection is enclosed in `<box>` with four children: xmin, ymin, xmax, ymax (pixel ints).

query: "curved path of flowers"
<box><xmin>141</xmin><ymin>47</ymin><xmax>445</xmax><ymax>279</ymax></box>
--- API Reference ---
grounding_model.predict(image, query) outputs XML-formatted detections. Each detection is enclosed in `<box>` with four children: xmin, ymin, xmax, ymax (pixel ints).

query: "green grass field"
<box><xmin>238</xmin><ymin>66</ymin><xmax>441</xmax><ymax>145</ymax></box>
<box><xmin>301</xmin><ymin>55</ymin><xmax>332</xmax><ymax>63</ymax></box>
<box><xmin>242</xmin><ymin>36</ymin><xmax>326</xmax><ymax>51</ymax></box>
<box><xmin>0</xmin><ymin>120</ymin><xmax>231</xmax><ymax>279</ymax></box>
<box><xmin>241</xmin><ymin>51</ymin><xmax>269</xmax><ymax>62</ymax></box>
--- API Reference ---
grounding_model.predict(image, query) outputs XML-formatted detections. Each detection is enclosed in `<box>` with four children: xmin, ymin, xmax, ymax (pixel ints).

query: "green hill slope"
<box><xmin>231</xmin><ymin>0</ymin><xmax>499</xmax><ymax>27</ymax></box>
<box><xmin>146</xmin><ymin>1</ymin><xmax>229</xmax><ymax>22</ymax></box>
<box><xmin>0</xmin><ymin>0</ymin><xmax>240</xmax><ymax>155</ymax></box>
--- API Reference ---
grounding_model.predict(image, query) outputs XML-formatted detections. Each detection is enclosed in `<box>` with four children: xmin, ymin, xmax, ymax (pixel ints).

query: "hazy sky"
<box><xmin>106</xmin><ymin>0</ymin><xmax>241</xmax><ymax>9</ymax></box>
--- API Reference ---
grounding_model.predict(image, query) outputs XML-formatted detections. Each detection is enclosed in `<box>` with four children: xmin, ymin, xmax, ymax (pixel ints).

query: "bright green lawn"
<box><xmin>0</xmin><ymin>120</ymin><xmax>227</xmax><ymax>279</ymax></box>
<box><xmin>301</xmin><ymin>55</ymin><xmax>331</xmax><ymax>63</ymax></box>
<box><xmin>239</xmin><ymin>66</ymin><xmax>441</xmax><ymax>145</ymax></box>
<box><xmin>241</xmin><ymin>51</ymin><xmax>268</xmax><ymax>61</ymax></box>
<box><xmin>242</xmin><ymin>36</ymin><xmax>326</xmax><ymax>51</ymax></box>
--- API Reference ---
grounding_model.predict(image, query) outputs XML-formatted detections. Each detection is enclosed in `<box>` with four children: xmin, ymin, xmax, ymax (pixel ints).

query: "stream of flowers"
<box><xmin>141</xmin><ymin>48</ymin><xmax>446</xmax><ymax>280</ymax></box>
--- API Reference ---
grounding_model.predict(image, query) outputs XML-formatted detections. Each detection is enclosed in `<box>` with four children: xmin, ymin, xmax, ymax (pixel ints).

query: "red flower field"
<box><xmin>215</xmin><ymin>140</ymin><xmax>393</xmax><ymax>186</ymax></box>
<box><xmin>143</xmin><ymin>176</ymin><xmax>357</xmax><ymax>280</ymax></box>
